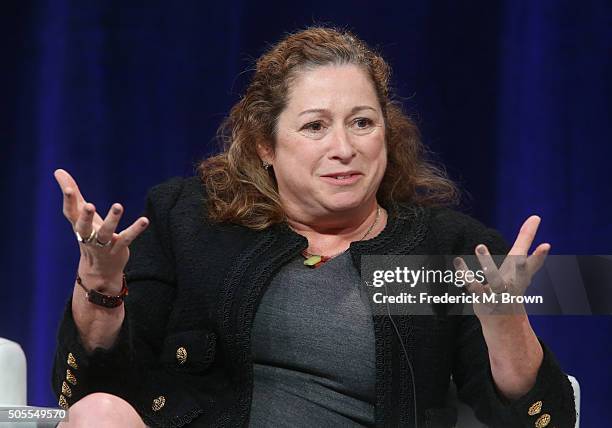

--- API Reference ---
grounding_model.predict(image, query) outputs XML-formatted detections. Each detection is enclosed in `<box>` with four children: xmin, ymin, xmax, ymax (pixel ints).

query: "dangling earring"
<box><xmin>262</xmin><ymin>161</ymin><xmax>271</xmax><ymax>170</ymax></box>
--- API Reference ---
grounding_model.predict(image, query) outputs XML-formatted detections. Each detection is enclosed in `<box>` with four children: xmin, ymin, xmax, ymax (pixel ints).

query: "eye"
<box><xmin>352</xmin><ymin>117</ymin><xmax>374</xmax><ymax>130</ymax></box>
<box><xmin>301</xmin><ymin>121</ymin><xmax>325</xmax><ymax>133</ymax></box>
<box><xmin>354</xmin><ymin>118</ymin><xmax>372</xmax><ymax>128</ymax></box>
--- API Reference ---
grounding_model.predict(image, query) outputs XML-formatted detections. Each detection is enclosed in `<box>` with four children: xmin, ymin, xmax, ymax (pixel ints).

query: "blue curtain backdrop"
<box><xmin>2</xmin><ymin>0</ymin><xmax>611</xmax><ymax>424</ymax></box>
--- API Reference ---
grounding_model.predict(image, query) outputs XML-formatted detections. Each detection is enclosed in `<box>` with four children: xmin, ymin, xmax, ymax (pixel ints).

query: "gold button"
<box><xmin>528</xmin><ymin>400</ymin><xmax>542</xmax><ymax>415</ymax></box>
<box><xmin>66</xmin><ymin>369</ymin><xmax>77</xmax><ymax>386</ymax></box>
<box><xmin>67</xmin><ymin>352</ymin><xmax>78</xmax><ymax>370</ymax></box>
<box><xmin>58</xmin><ymin>395</ymin><xmax>69</xmax><ymax>410</ymax></box>
<box><xmin>61</xmin><ymin>381</ymin><xmax>72</xmax><ymax>398</ymax></box>
<box><xmin>176</xmin><ymin>346</ymin><xmax>187</xmax><ymax>365</ymax></box>
<box><xmin>152</xmin><ymin>395</ymin><xmax>166</xmax><ymax>412</ymax></box>
<box><xmin>535</xmin><ymin>413</ymin><xmax>551</xmax><ymax>428</ymax></box>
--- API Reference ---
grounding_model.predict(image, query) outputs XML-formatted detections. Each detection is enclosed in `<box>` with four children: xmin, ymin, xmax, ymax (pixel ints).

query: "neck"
<box><xmin>285</xmin><ymin>201</ymin><xmax>387</xmax><ymax>257</ymax></box>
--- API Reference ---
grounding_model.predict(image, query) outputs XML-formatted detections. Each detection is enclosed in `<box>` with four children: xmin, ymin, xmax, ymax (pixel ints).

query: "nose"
<box><xmin>327</xmin><ymin>125</ymin><xmax>356</xmax><ymax>162</ymax></box>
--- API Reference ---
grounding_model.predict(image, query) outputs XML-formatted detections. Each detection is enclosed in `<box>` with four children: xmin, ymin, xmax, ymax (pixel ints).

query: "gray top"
<box><xmin>249</xmin><ymin>251</ymin><xmax>376</xmax><ymax>427</ymax></box>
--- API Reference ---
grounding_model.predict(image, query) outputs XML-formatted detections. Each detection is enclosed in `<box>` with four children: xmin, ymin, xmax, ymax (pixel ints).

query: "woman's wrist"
<box><xmin>481</xmin><ymin>316</ymin><xmax>543</xmax><ymax>400</ymax></box>
<box><xmin>75</xmin><ymin>271</ymin><xmax>128</xmax><ymax>308</ymax></box>
<box><xmin>72</xmin><ymin>284</ymin><xmax>125</xmax><ymax>353</ymax></box>
<box><xmin>76</xmin><ymin>268</ymin><xmax>124</xmax><ymax>293</ymax></box>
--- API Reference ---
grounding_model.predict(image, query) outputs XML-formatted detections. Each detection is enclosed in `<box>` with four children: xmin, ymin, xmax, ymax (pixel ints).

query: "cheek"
<box><xmin>276</xmin><ymin>136</ymin><xmax>322</xmax><ymax>168</ymax></box>
<box><xmin>365</xmin><ymin>135</ymin><xmax>387</xmax><ymax>165</ymax></box>
<box><xmin>274</xmin><ymin>139</ymin><xmax>320</xmax><ymax>182</ymax></box>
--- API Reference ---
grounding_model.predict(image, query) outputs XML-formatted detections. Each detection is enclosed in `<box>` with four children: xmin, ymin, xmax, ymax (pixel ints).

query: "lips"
<box><xmin>327</xmin><ymin>174</ymin><xmax>356</xmax><ymax>180</ymax></box>
<box><xmin>319</xmin><ymin>171</ymin><xmax>363</xmax><ymax>185</ymax></box>
<box><xmin>321</xmin><ymin>171</ymin><xmax>362</xmax><ymax>179</ymax></box>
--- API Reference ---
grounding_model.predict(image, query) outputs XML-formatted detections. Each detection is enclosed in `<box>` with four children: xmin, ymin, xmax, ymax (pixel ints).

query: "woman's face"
<box><xmin>265</xmin><ymin>64</ymin><xmax>387</xmax><ymax>220</ymax></box>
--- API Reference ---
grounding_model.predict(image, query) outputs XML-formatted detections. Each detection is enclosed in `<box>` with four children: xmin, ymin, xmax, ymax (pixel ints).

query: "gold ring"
<box><xmin>75</xmin><ymin>229</ymin><xmax>97</xmax><ymax>244</ymax></box>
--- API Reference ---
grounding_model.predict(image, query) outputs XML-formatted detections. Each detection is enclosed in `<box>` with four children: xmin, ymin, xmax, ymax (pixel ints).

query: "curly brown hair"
<box><xmin>198</xmin><ymin>26</ymin><xmax>459</xmax><ymax>230</ymax></box>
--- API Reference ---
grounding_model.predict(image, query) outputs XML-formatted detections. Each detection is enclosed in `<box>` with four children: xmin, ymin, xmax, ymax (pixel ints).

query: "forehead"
<box><xmin>285</xmin><ymin>64</ymin><xmax>379</xmax><ymax>113</ymax></box>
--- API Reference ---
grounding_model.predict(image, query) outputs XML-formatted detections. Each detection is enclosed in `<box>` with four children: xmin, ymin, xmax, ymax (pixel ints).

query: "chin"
<box><xmin>323</xmin><ymin>196</ymin><xmax>368</xmax><ymax>212</ymax></box>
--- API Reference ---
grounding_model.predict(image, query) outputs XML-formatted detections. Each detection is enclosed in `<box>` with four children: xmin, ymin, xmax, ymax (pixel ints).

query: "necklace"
<box><xmin>302</xmin><ymin>206</ymin><xmax>382</xmax><ymax>268</ymax></box>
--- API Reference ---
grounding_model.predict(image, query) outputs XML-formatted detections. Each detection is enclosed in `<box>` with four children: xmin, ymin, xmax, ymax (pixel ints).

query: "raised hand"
<box><xmin>54</xmin><ymin>169</ymin><xmax>149</xmax><ymax>294</ymax></box>
<box><xmin>454</xmin><ymin>215</ymin><xmax>550</xmax><ymax>318</ymax></box>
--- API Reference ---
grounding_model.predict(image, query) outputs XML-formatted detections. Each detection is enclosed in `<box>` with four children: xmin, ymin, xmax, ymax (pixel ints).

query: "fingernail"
<box><xmin>113</xmin><ymin>206</ymin><xmax>121</xmax><ymax>214</ymax></box>
<box><xmin>477</xmin><ymin>245</ymin><xmax>487</xmax><ymax>255</ymax></box>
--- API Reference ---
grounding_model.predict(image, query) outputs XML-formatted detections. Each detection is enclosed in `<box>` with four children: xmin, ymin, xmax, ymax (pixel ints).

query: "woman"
<box><xmin>52</xmin><ymin>27</ymin><xmax>576</xmax><ymax>427</ymax></box>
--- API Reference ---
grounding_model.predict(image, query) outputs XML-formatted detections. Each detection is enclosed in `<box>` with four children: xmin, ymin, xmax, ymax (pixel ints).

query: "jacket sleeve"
<box><xmin>51</xmin><ymin>177</ymin><xmax>219</xmax><ymax>427</ymax></box>
<box><xmin>453</xmin><ymin>317</ymin><xmax>577</xmax><ymax>427</ymax></box>
<box><xmin>450</xmin><ymin>218</ymin><xmax>577</xmax><ymax>427</ymax></box>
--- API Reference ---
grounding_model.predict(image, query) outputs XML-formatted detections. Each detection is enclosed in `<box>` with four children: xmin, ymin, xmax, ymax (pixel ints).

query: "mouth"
<box><xmin>320</xmin><ymin>171</ymin><xmax>363</xmax><ymax>185</ymax></box>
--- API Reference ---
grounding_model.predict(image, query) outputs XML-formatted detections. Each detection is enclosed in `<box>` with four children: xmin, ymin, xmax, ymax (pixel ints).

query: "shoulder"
<box><xmin>138</xmin><ymin>176</ymin><xmax>209</xmax><ymax>250</ymax></box>
<box><xmin>130</xmin><ymin>176</ymin><xmax>256</xmax><ymax>276</ymax></box>
<box><xmin>426</xmin><ymin>206</ymin><xmax>490</xmax><ymax>234</ymax></box>
<box><xmin>423</xmin><ymin>205</ymin><xmax>510</xmax><ymax>255</ymax></box>
<box><xmin>142</xmin><ymin>176</ymin><xmax>215</xmax><ymax>227</ymax></box>
<box><xmin>143</xmin><ymin>175</ymin><xmax>256</xmax><ymax>242</ymax></box>
<box><xmin>146</xmin><ymin>176</ymin><xmax>205</xmax><ymax>210</ymax></box>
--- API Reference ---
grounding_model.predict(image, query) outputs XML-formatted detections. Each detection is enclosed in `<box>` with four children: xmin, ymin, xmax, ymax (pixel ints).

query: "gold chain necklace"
<box><xmin>302</xmin><ymin>206</ymin><xmax>381</xmax><ymax>268</ymax></box>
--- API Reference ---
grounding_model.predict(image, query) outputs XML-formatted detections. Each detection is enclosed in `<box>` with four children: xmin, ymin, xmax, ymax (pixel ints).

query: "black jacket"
<box><xmin>52</xmin><ymin>177</ymin><xmax>577</xmax><ymax>427</ymax></box>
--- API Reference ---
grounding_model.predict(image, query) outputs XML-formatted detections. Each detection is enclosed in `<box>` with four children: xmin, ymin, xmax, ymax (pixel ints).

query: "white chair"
<box><xmin>0</xmin><ymin>338</ymin><xmax>27</xmax><ymax>406</ymax></box>
<box><xmin>0</xmin><ymin>338</ymin><xmax>38</xmax><ymax>428</ymax></box>
<box><xmin>450</xmin><ymin>375</ymin><xmax>581</xmax><ymax>427</ymax></box>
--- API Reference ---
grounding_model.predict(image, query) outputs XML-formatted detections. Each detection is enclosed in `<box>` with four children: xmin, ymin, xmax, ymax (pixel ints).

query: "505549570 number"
<box><xmin>1</xmin><ymin>406</ymin><xmax>68</xmax><ymax>422</ymax></box>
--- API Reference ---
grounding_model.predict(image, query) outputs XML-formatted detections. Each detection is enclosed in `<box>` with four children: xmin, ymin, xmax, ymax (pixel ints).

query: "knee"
<box><xmin>58</xmin><ymin>392</ymin><xmax>145</xmax><ymax>428</ymax></box>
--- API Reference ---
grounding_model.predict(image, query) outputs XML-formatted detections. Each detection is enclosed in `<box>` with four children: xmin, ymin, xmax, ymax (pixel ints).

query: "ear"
<box><xmin>256</xmin><ymin>142</ymin><xmax>274</xmax><ymax>165</ymax></box>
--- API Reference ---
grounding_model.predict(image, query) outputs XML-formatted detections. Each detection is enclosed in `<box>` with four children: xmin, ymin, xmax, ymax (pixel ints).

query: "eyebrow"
<box><xmin>298</xmin><ymin>105</ymin><xmax>377</xmax><ymax>117</ymax></box>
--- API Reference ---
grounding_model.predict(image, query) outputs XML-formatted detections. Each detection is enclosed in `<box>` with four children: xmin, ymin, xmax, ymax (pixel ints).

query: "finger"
<box><xmin>454</xmin><ymin>257</ymin><xmax>486</xmax><ymax>296</ymax></box>
<box><xmin>74</xmin><ymin>202</ymin><xmax>97</xmax><ymax>241</ymax></box>
<box><xmin>475</xmin><ymin>244</ymin><xmax>505</xmax><ymax>293</ymax></box>
<box><xmin>514</xmin><ymin>254</ymin><xmax>529</xmax><ymax>292</ymax></box>
<box><xmin>508</xmin><ymin>215</ymin><xmax>541</xmax><ymax>256</ymax></box>
<box><xmin>55</xmin><ymin>169</ymin><xmax>92</xmax><ymax>225</ymax></box>
<box><xmin>97</xmin><ymin>203</ymin><xmax>124</xmax><ymax>244</ymax></box>
<box><xmin>110</xmin><ymin>217</ymin><xmax>149</xmax><ymax>255</ymax></box>
<box><xmin>60</xmin><ymin>185</ymin><xmax>79</xmax><ymax>223</ymax></box>
<box><xmin>54</xmin><ymin>170</ymin><xmax>106</xmax><ymax>226</ymax></box>
<box><xmin>54</xmin><ymin>169</ymin><xmax>86</xmax><ymax>205</ymax></box>
<box><xmin>526</xmin><ymin>242</ymin><xmax>550</xmax><ymax>277</ymax></box>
